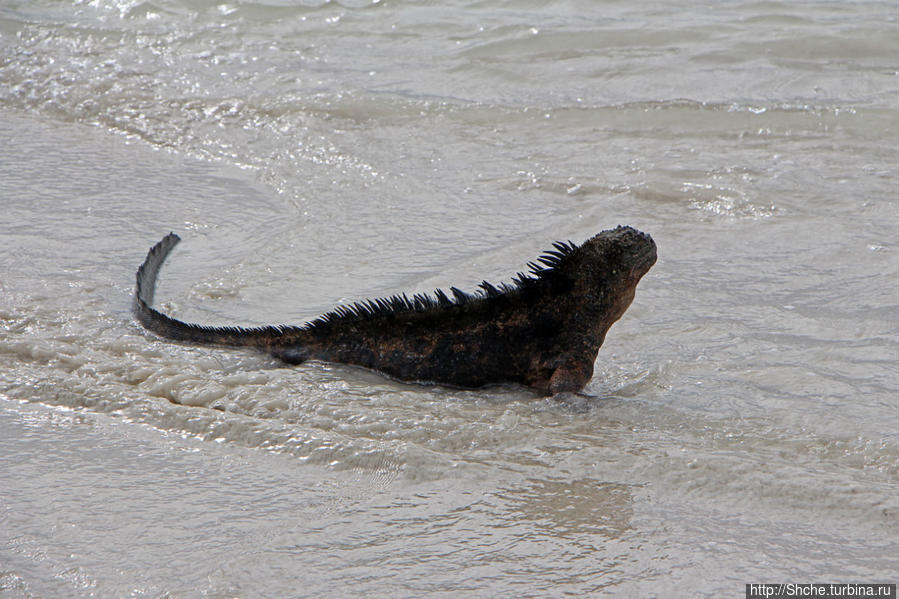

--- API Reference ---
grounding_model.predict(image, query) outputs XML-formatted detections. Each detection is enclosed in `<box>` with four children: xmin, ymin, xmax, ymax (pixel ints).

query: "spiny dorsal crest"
<box><xmin>305</xmin><ymin>239</ymin><xmax>579</xmax><ymax>329</ymax></box>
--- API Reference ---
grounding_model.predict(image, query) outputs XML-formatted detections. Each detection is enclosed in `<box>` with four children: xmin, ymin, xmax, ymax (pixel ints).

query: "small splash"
<box><xmin>190</xmin><ymin>277</ymin><xmax>242</xmax><ymax>300</ymax></box>
<box><xmin>682</xmin><ymin>182</ymin><xmax>776</xmax><ymax>220</ymax></box>
<box><xmin>624</xmin><ymin>179</ymin><xmax>775</xmax><ymax>220</ymax></box>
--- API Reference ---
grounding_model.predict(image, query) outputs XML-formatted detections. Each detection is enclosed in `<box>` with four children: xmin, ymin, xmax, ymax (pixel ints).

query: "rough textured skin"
<box><xmin>134</xmin><ymin>227</ymin><xmax>656</xmax><ymax>395</ymax></box>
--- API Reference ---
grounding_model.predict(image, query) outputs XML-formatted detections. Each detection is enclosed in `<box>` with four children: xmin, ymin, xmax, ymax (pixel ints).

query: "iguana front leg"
<box><xmin>547</xmin><ymin>358</ymin><xmax>595</xmax><ymax>395</ymax></box>
<box><xmin>526</xmin><ymin>354</ymin><xmax>595</xmax><ymax>396</ymax></box>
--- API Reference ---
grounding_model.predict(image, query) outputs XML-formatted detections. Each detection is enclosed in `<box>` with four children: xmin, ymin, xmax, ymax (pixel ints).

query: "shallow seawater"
<box><xmin>1</xmin><ymin>1</ymin><xmax>898</xmax><ymax>597</ymax></box>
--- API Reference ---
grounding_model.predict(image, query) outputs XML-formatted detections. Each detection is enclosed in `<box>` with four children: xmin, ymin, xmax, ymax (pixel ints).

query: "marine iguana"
<box><xmin>134</xmin><ymin>226</ymin><xmax>656</xmax><ymax>395</ymax></box>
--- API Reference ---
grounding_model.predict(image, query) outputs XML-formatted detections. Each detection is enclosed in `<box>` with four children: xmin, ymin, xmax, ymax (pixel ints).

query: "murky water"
<box><xmin>1</xmin><ymin>1</ymin><xmax>898</xmax><ymax>596</ymax></box>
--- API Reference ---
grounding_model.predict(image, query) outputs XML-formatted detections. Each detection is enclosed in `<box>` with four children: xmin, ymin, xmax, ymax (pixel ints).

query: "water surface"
<box><xmin>1</xmin><ymin>1</ymin><xmax>897</xmax><ymax>596</ymax></box>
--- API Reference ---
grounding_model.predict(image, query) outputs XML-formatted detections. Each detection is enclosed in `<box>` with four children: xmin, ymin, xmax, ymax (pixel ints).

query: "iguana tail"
<box><xmin>134</xmin><ymin>233</ymin><xmax>296</xmax><ymax>348</ymax></box>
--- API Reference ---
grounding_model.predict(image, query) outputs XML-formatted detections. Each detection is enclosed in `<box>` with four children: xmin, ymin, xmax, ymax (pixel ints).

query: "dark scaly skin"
<box><xmin>134</xmin><ymin>226</ymin><xmax>656</xmax><ymax>395</ymax></box>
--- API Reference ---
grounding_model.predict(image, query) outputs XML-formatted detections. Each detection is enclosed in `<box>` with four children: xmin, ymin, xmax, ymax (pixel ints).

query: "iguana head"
<box><xmin>572</xmin><ymin>226</ymin><xmax>657</xmax><ymax>321</ymax></box>
<box><xmin>591</xmin><ymin>225</ymin><xmax>656</xmax><ymax>280</ymax></box>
